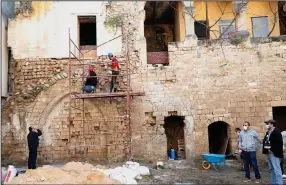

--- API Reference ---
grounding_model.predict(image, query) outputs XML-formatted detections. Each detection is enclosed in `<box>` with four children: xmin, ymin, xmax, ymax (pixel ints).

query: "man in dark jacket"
<box><xmin>27</xmin><ymin>126</ymin><xmax>42</xmax><ymax>169</ymax></box>
<box><xmin>82</xmin><ymin>66</ymin><xmax>97</xmax><ymax>93</ymax></box>
<box><xmin>263</xmin><ymin>120</ymin><xmax>283</xmax><ymax>185</ymax></box>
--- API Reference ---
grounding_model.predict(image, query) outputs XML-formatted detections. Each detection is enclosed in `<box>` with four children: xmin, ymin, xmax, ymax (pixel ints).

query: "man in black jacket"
<box><xmin>27</xmin><ymin>126</ymin><xmax>42</xmax><ymax>169</ymax></box>
<box><xmin>263</xmin><ymin>120</ymin><xmax>283</xmax><ymax>185</ymax></box>
<box><xmin>82</xmin><ymin>66</ymin><xmax>97</xmax><ymax>93</ymax></box>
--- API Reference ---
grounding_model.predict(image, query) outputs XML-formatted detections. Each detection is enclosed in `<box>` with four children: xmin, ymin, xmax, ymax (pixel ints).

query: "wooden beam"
<box><xmin>71</xmin><ymin>92</ymin><xmax>145</xmax><ymax>99</ymax></box>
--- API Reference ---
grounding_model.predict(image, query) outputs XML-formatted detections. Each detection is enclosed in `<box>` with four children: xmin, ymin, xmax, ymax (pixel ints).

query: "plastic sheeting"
<box><xmin>92</xmin><ymin>161</ymin><xmax>150</xmax><ymax>185</ymax></box>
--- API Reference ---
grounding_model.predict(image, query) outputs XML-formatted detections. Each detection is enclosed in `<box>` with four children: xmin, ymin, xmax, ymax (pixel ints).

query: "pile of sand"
<box><xmin>9</xmin><ymin>162</ymin><xmax>121</xmax><ymax>184</ymax></box>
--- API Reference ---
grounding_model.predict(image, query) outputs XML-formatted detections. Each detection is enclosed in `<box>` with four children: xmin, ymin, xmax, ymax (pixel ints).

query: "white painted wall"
<box><xmin>8</xmin><ymin>1</ymin><xmax>122</xmax><ymax>59</ymax></box>
<box><xmin>2</xmin><ymin>15</ymin><xmax>9</xmax><ymax>97</ymax></box>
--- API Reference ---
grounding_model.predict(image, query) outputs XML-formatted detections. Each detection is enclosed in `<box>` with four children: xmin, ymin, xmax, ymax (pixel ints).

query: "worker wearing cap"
<box><xmin>108</xmin><ymin>53</ymin><xmax>120</xmax><ymax>93</ymax></box>
<box><xmin>82</xmin><ymin>66</ymin><xmax>97</xmax><ymax>93</ymax></box>
<box><xmin>263</xmin><ymin>120</ymin><xmax>283</xmax><ymax>185</ymax></box>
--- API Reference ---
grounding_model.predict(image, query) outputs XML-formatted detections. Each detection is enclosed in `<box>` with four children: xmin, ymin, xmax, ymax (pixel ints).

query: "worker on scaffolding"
<box><xmin>108</xmin><ymin>52</ymin><xmax>120</xmax><ymax>93</ymax></box>
<box><xmin>82</xmin><ymin>66</ymin><xmax>97</xmax><ymax>93</ymax></box>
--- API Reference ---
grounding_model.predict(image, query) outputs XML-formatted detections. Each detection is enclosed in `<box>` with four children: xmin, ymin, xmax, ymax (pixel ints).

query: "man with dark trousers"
<box><xmin>27</xmin><ymin>126</ymin><xmax>42</xmax><ymax>169</ymax></box>
<box><xmin>263</xmin><ymin>120</ymin><xmax>283</xmax><ymax>185</ymax></box>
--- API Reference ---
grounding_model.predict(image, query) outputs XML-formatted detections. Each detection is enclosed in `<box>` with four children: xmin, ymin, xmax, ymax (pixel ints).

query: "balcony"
<box><xmin>147</xmin><ymin>51</ymin><xmax>169</xmax><ymax>65</ymax></box>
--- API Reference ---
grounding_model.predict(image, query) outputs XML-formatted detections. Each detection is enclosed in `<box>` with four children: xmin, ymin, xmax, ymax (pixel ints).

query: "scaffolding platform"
<box><xmin>71</xmin><ymin>92</ymin><xmax>145</xmax><ymax>99</ymax></box>
<box><xmin>68</xmin><ymin>30</ymin><xmax>141</xmax><ymax>160</ymax></box>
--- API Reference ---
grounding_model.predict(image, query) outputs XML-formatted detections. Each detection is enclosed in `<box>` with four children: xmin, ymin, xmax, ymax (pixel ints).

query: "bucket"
<box><xmin>169</xmin><ymin>149</ymin><xmax>175</xmax><ymax>160</ymax></box>
<box><xmin>4</xmin><ymin>165</ymin><xmax>17</xmax><ymax>183</ymax></box>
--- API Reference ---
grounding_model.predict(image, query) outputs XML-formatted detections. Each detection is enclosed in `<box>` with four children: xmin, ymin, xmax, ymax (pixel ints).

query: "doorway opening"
<box><xmin>78</xmin><ymin>16</ymin><xmax>97</xmax><ymax>58</ymax></box>
<box><xmin>273</xmin><ymin>106</ymin><xmax>286</xmax><ymax>131</ymax></box>
<box><xmin>144</xmin><ymin>1</ymin><xmax>184</xmax><ymax>65</ymax></box>
<box><xmin>163</xmin><ymin>116</ymin><xmax>185</xmax><ymax>160</ymax></box>
<box><xmin>208</xmin><ymin>121</ymin><xmax>231</xmax><ymax>155</ymax></box>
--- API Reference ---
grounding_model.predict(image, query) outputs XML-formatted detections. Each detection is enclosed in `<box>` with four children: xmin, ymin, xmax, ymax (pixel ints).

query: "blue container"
<box><xmin>169</xmin><ymin>149</ymin><xmax>175</xmax><ymax>160</ymax></box>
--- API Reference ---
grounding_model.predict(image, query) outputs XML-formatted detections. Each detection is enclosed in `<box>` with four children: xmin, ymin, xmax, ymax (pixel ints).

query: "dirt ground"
<box><xmin>4</xmin><ymin>159</ymin><xmax>285</xmax><ymax>184</ymax></box>
<box><xmin>137</xmin><ymin>160</ymin><xmax>282</xmax><ymax>185</ymax></box>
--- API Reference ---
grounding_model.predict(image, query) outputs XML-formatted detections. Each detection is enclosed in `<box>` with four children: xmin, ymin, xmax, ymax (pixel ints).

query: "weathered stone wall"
<box><xmin>2</xmin><ymin>56</ymin><xmax>129</xmax><ymax>163</ymax></box>
<box><xmin>3</xmin><ymin>1</ymin><xmax>286</xmax><ymax>164</ymax></box>
<box><xmin>104</xmin><ymin>1</ymin><xmax>286</xmax><ymax>161</ymax></box>
<box><xmin>128</xmin><ymin>39</ymin><xmax>286</xmax><ymax>161</ymax></box>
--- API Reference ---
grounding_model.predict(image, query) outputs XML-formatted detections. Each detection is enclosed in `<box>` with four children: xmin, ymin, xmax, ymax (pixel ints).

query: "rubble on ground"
<box><xmin>8</xmin><ymin>161</ymin><xmax>150</xmax><ymax>184</ymax></box>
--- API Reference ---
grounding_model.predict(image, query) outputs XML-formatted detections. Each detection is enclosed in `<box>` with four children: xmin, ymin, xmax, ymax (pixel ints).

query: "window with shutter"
<box><xmin>251</xmin><ymin>16</ymin><xmax>269</xmax><ymax>37</ymax></box>
<box><xmin>220</xmin><ymin>25</ymin><xmax>235</xmax><ymax>39</ymax></box>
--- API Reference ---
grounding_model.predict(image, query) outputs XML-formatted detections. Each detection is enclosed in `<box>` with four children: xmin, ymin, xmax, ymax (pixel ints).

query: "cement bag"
<box><xmin>109</xmin><ymin>167</ymin><xmax>138</xmax><ymax>184</ymax></box>
<box><xmin>124</xmin><ymin>161</ymin><xmax>140</xmax><ymax>170</ymax></box>
<box><xmin>4</xmin><ymin>165</ymin><xmax>17</xmax><ymax>183</ymax></box>
<box><xmin>2</xmin><ymin>167</ymin><xmax>7</xmax><ymax>183</ymax></box>
<box><xmin>136</xmin><ymin>166</ymin><xmax>150</xmax><ymax>176</ymax></box>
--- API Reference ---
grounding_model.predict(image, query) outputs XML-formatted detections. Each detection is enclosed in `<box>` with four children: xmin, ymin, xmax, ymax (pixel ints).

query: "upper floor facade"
<box><xmin>6</xmin><ymin>1</ymin><xmax>286</xmax><ymax>60</ymax></box>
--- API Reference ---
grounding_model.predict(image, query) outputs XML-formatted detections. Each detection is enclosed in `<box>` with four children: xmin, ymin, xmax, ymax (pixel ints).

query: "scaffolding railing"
<box><xmin>68</xmin><ymin>29</ymin><xmax>144</xmax><ymax>161</ymax></box>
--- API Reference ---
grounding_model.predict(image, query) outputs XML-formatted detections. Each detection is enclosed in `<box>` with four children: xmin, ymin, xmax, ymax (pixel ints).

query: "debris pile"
<box><xmin>8</xmin><ymin>161</ymin><xmax>150</xmax><ymax>184</ymax></box>
<box><xmin>8</xmin><ymin>162</ymin><xmax>120</xmax><ymax>184</ymax></box>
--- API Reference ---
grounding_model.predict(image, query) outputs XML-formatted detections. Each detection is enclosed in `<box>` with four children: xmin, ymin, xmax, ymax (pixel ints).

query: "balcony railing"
<box><xmin>147</xmin><ymin>52</ymin><xmax>169</xmax><ymax>64</ymax></box>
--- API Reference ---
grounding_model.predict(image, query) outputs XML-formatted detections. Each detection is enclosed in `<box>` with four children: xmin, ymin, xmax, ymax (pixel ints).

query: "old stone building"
<box><xmin>2</xmin><ymin>1</ymin><xmax>286</xmax><ymax>164</ymax></box>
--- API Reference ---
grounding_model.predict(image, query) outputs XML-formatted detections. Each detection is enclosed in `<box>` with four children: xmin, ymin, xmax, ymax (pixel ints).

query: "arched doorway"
<box><xmin>144</xmin><ymin>1</ymin><xmax>185</xmax><ymax>65</ymax></box>
<box><xmin>164</xmin><ymin>116</ymin><xmax>185</xmax><ymax>159</ymax></box>
<box><xmin>208</xmin><ymin>121</ymin><xmax>231</xmax><ymax>155</ymax></box>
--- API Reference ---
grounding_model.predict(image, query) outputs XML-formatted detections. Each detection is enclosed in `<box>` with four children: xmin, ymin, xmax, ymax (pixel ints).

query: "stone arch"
<box><xmin>37</xmin><ymin>92</ymin><xmax>108</xmax><ymax>144</ymax></box>
<box><xmin>28</xmin><ymin>79</ymin><xmax>126</xmax><ymax>161</ymax></box>
<box><xmin>208</xmin><ymin>121</ymin><xmax>232</xmax><ymax>155</ymax></box>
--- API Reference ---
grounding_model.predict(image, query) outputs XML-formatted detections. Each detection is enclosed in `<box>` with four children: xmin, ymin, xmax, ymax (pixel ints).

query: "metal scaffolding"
<box><xmin>68</xmin><ymin>29</ymin><xmax>144</xmax><ymax>161</ymax></box>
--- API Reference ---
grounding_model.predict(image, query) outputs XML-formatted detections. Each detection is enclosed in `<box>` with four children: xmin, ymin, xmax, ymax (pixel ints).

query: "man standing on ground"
<box><xmin>27</xmin><ymin>126</ymin><xmax>42</xmax><ymax>169</ymax></box>
<box><xmin>108</xmin><ymin>53</ymin><xmax>120</xmax><ymax>93</ymax></box>
<box><xmin>239</xmin><ymin>121</ymin><xmax>261</xmax><ymax>183</ymax></box>
<box><xmin>263</xmin><ymin>120</ymin><xmax>283</xmax><ymax>184</ymax></box>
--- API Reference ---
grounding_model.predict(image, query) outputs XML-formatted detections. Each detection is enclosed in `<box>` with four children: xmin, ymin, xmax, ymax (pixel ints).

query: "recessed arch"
<box><xmin>208</xmin><ymin>121</ymin><xmax>231</xmax><ymax>155</ymax></box>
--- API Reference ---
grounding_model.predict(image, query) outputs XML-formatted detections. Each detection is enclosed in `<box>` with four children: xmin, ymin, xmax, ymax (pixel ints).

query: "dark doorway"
<box><xmin>78</xmin><ymin>16</ymin><xmax>97</xmax><ymax>46</ymax></box>
<box><xmin>195</xmin><ymin>21</ymin><xmax>208</xmax><ymax>40</ymax></box>
<box><xmin>208</xmin><ymin>121</ymin><xmax>231</xmax><ymax>155</ymax></box>
<box><xmin>273</xmin><ymin>106</ymin><xmax>286</xmax><ymax>131</ymax></box>
<box><xmin>278</xmin><ymin>1</ymin><xmax>286</xmax><ymax>35</ymax></box>
<box><xmin>164</xmin><ymin>116</ymin><xmax>185</xmax><ymax>159</ymax></box>
<box><xmin>144</xmin><ymin>1</ymin><xmax>181</xmax><ymax>65</ymax></box>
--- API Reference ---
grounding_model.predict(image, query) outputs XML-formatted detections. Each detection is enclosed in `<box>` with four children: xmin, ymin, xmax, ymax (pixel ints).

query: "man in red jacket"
<box><xmin>108</xmin><ymin>53</ymin><xmax>120</xmax><ymax>93</ymax></box>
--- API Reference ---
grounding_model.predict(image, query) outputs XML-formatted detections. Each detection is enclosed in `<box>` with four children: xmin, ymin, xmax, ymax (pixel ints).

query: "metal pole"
<box><xmin>68</xmin><ymin>28</ymin><xmax>72</xmax><ymax>160</ymax></box>
<box><xmin>126</xmin><ymin>34</ymin><xmax>132</xmax><ymax>160</ymax></box>
<box><xmin>79</xmin><ymin>34</ymin><xmax>86</xmax><ymax>161</ymax></box>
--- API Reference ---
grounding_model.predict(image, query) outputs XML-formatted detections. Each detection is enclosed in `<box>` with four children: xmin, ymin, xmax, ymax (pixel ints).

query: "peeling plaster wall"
<box><xmin>8</xmin><ymin>1</ymin><xmax>122</xmax><ymax>59</ymax></box>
